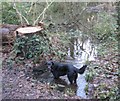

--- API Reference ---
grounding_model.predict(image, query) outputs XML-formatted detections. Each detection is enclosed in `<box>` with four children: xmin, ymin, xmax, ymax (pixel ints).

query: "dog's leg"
<box><xmin>52</xmin><ymin>72</ymin><xmax>59</xmax><ymax>79</ymax></box>
<box><xmin>54</xmin><ymin>76</ymin><xmax>59</xmax><ymax>79</ymax></box>
<box><xmin>67</xmin><ymin>73</ymin><xmax>73</xmax><ymax>84</ymax></box>
<box><xmin>74</xmin><ymin>73</ymin><xmax>78</xmax><ymax>84</ymax></box>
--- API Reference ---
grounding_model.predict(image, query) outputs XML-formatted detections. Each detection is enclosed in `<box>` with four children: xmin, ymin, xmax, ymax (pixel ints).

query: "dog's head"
<box><xmin>83</xmin><ymin>65</ymin><xmax>87</xmax><ymax>68</ymax></box>
<box><xmin>45</xmin><ymin>61</ymin><xmax>54</xmax><ymax>69</ymax></box>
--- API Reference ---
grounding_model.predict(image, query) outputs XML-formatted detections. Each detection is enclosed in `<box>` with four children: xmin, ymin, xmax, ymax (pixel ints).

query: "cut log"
<box><xmin>0</xmin><ymin>28</ymin><xmax>15</xmax><ymax>45</ymax></box>
<box><xmin>1</xmin><ymin>24</ymin><xmax>20</xmax><ymax>31</ymax></box>
<box><xmin>1</xmin><ymin>24</ymin><xmax>20</xmax><ymax>45</ymax></box>
<box><xmin>0</xmin><ymin>28</ymin><xmax>10</xmax><ymax>35</ymax></box>
<box><xmin>16</xmin><ymin>26</ymin><xmax>43</xmax><ymax>36</ymax></box>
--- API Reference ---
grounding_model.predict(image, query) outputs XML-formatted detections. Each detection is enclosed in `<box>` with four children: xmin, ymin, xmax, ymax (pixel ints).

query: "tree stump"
<box><xmin>15</xmin><ymin>26</ymin><xmax>44</xmax><ymax>58</ymax></box>
<box><xmin>16</xmin><ymin>26</ymin><xmax>43</xmax><ymax>36</ymax></box>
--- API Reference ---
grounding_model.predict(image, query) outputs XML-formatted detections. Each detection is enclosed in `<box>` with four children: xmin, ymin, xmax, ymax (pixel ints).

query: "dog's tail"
<box><xmin>78</xmin><ymin>65</ymin><xmax>87</xmax><ymax>74</ymax></box>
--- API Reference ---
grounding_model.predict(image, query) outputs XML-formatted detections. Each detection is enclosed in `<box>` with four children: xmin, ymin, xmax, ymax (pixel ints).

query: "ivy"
<box><xmin>13</xmin><ymin>34</ymin><xmax>50</xmax><ymax>60</ymax></box>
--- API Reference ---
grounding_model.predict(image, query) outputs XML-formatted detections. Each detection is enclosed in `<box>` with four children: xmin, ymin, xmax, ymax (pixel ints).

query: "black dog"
<box><xmin>46</xmin><ymin>61</ymin><xmax>87</xmax><ymax>84</ymax></box>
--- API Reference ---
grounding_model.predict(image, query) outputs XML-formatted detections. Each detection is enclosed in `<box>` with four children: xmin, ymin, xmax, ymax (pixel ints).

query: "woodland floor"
<box><xmin>2</xmin><ymin>45</ymin><xmax>81</xmax><ymax>99</ymax></box>
<box><xmin>2</xmin><ymin>45</ymin><xmax>119</xmax><ymax>100</ymax></box>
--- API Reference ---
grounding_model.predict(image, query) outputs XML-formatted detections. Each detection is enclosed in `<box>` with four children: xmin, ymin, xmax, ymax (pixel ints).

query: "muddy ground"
<box><xmin>2</xmin><ymin>48</ymin><xmax>81</xmax><ymax>99</ymax></box>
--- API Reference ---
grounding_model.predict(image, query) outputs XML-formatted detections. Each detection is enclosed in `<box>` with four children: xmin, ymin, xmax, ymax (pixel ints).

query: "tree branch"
<box><xmin>28</xmin><ymin>2</ymin><xmax>34</xmax><ymax>14</ymax></box>
<box><xmin>33</xmin><ymin>0</ymin><xmax>54</xmax><ymax>25</ymax></box>
<box><xmin>13</xmin><ymin>2</ymin><xmax>29</xmax><ymax>25</ymax></box>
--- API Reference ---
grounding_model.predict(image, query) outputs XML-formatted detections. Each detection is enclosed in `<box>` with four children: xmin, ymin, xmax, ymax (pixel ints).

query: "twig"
<box><xmin>40</xmin><ymin>0</ymin><xmax>51</xmax><ymax>22</ymax></box>
<box><xmin>33</xmin><ymin>0</ymin><xmax>54</xmax><ymax>25</ymax></box>
<box><xmin>13</xmin><ymin>2</ymin><xmax>29</xmax><ymax>25</ymax></box>
<box><xmin>28</xmin><ymin>2</ymin><xmax>34</xmax><ymax>14</ymax></box>
<box><xmin>13</xmin><ymin>3</ymin><xmax>23</xmax><ymax>24</ymax></box>
<box><xmin>46</xmin><ymin>0</ymin><xmax>49</xmax><ymax>6</ymax></box>
<box><xmin>70</xmin><ymin>3</ymin><xmax>91</xmax><ymax>31</ymax></box>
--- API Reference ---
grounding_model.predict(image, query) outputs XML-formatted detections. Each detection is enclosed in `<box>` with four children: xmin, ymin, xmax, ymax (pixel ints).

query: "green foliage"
<box><xmin>2</xmin><ymin>2</ymin><xmax>20</xmax><ymax>24</ymax></box>
<box><xmin>93</xmin><ymin>11</ymin><xmax>117</xmax><ymax>43</ymax></box>
<box><xmin>85</xmin><ymin>67</ymin><xmax>96</xmax><ymax>82</ymax></box>
<box><xmin>116</xmin><ymin>1</ymin><xmax>120</xmax><ymax>29</ymax></box>
<box><xmin>13</xmin><ymin>34</ymin><xmax>50</xmax><ymax>60</ymax></box>
<box><xmin>50</xmin><ymin>3</ymin><xmax>64</xmax><ymax>14</ymax></box>
<box><xmin>13</xmin><ymin>31</ymin><xmax>68</xmax><ymax>62</ymax></box>
<box><xmin>92</xmin><ymin>10</ymin><xmax>118</xmax><ymax>59</ymax></box>
<box><xmin>45</xmin><ymin>31</ymin><xmax>70</xmax><ymax>60</ymax></box>
<box><xmin>84</xmin><ymin>84</ymin><xmax>89</xmax><ymax>95</ymax></box>
<box><xmin>2</xmin><ymin>2</ymin><xmax>49</xmax><ymax>25</ymax></box>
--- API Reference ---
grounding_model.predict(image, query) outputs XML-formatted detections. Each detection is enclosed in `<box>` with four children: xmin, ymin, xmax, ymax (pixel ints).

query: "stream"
<box><xmin>65</xmin><ymin>38</ymin><xmax>97</xmax><ymax>98</ymax></box>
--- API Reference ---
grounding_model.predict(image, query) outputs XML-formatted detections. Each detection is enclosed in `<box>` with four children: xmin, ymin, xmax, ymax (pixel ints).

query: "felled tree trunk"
<box><xmin>1</xmin><ymin>28</ymin><xmax>15</xmax><ymax>47</ymax></box>
<box><xmin>1</xmin><ymin>24</ymin><xmax>20</xmax><ymax>45</ymax></box>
